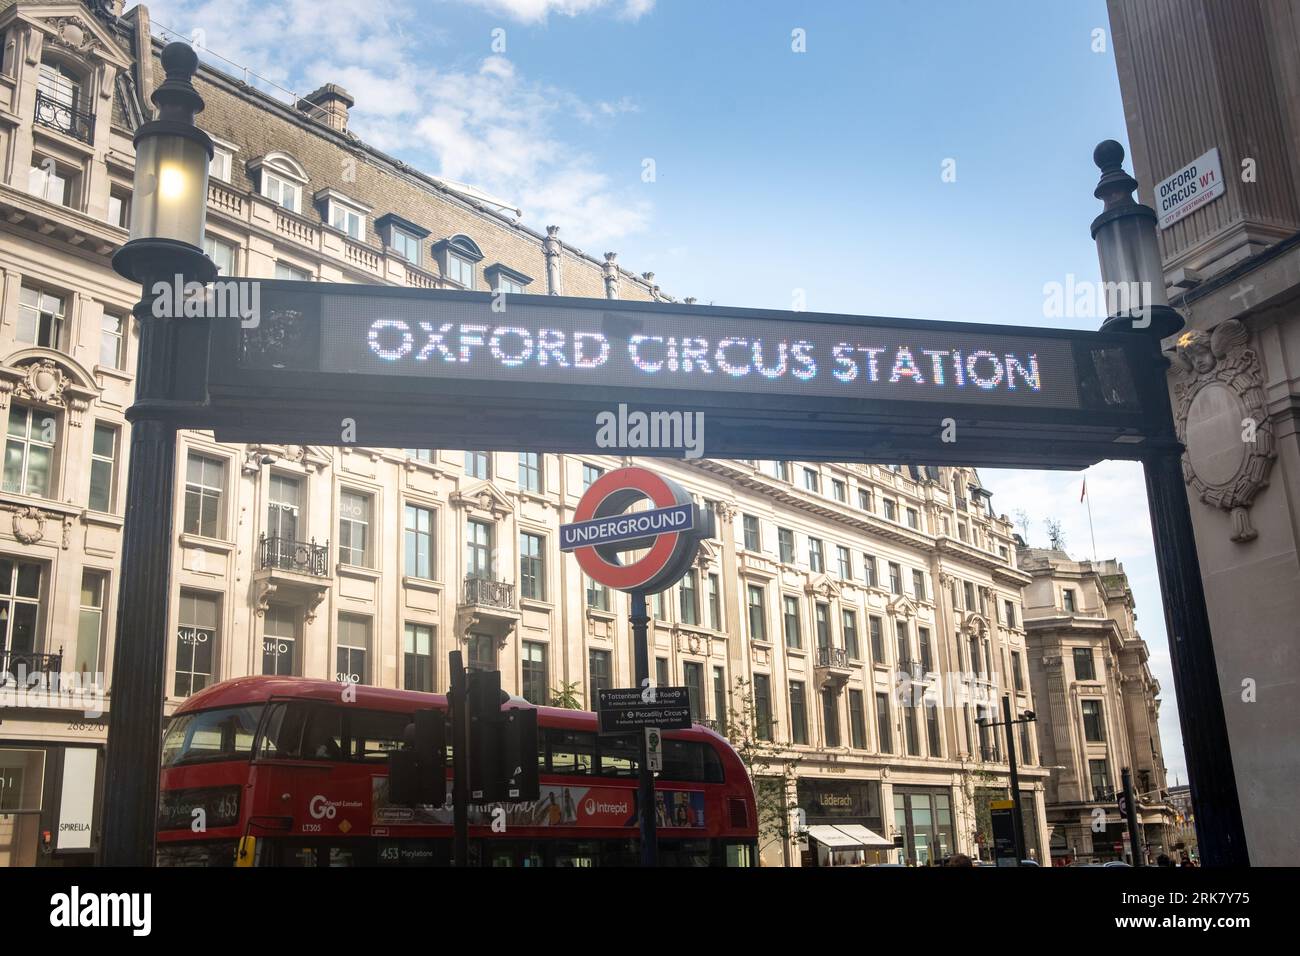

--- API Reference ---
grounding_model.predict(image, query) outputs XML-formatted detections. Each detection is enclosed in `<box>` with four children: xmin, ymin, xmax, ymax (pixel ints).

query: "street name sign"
<box><xmin>199</xmin><ymin>281</ymin><xmax>1173</xmax><ymax>469</ymax></box>
<box><xmin>1155</xmin><ymin>147</ymin><xmax>1225</xmax><ymax>230</ymax></box>
<box><xmin>597</xmin><ymin>687</ymin><xmax>692</xmax><ymax>734</ymax></box>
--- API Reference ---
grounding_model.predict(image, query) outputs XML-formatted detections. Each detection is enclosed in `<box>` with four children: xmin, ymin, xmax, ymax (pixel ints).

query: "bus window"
<box><xmin>659</xmin><ymin>839</ymin><xmax>711</xmax><ymax>867</ymax></box>
<box><xmin>725</xmin><ymin>842</ymin><xmax>756</xmax><ymax>867</ymax></box>
<box><xmin>162</xmin><ymin>706</ymin><xmax>264</xmax><ymax>767</ymax></box>
<box><xmin>659</xmin><ymin>740</ymin><xmax>724</xmax><ymax>783</ymax></box>
<box><xmin>348</xmin><ymin>709</ymin><xmax>408</xmax><ymax>762</ymax></box>
<box><xmin>256</xmin><ymin>702</ymin><xmax>301</xmax><ymax>759</ymax></box>
<box><xmin>300</xmin><ymin>706</ymin><xmax>345</xmax><ymax>760</ymax></box>
<box><xmin>547</xmin><ymin>729</ymin><xmax>594</xmax><ymax>775</ymax></box>
<box><xmin>597</xmin><ymin>734</ymin><xmax>639</xmax><ymax>777</ymax></box>
<box><xmin>553</xmin><ymin>840</ymin><xmax>598</xmax><ymax>867</ymax></box>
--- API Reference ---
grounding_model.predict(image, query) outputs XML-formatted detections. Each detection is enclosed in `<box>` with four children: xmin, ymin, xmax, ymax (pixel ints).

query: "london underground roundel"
<box><xmin>560</xmin><ymin>467</ymin><xmax>715</xmax><ymax>594</ymax></box>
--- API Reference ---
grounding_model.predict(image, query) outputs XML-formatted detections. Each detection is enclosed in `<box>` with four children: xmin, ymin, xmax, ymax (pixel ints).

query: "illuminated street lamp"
<box><xmin>1087</xmin><ymin>140</ymin><xmax>1248</xmax><ymax>866</ymax></box>
<box><xmin>101</xmin><ymin>42</ymin><xmax>216</xmax><ymax>866</ymax></box>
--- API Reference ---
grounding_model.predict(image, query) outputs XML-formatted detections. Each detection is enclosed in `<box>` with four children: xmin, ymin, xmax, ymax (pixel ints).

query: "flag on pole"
<box><xmin>1080</xmin><ymin>477</ymin><xmax>1087</xmax><ymax>503</ymax></box>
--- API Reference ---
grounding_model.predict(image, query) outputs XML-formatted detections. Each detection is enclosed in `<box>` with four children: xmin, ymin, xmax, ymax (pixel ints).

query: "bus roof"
<box><xmin>174</xmin><ymin>675</ymin><xmax>729</xmax><ymax>742</ymax></box>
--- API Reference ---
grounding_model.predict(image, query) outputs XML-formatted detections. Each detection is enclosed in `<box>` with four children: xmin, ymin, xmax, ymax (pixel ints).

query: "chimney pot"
<box><xmin>298</xmin><ymin>83</ymin><xmax>355</xmax><ymax>132</ymax></box>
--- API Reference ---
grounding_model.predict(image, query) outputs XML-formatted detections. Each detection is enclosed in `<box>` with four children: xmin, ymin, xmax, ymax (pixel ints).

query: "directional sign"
<box><xmin>201</xmin><ymin>282</ymin><xmax>1170</xmax><ymax>469</ymax></box>
<box><xmin>598</xmin><ymin>687</ymin><xmax>692</xmax><ymax>734</ymax></box>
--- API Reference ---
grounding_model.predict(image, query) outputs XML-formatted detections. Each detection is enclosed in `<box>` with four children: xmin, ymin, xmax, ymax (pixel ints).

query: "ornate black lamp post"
<box><xmin>101</xmin><ymin>42</ymin><xmax>216</xmax><ymax>866</ymax></box>
<box><xmin>1090</xmin><ymin>140</ymin><xmax>1249</xmax><ymax>866</ymax></box>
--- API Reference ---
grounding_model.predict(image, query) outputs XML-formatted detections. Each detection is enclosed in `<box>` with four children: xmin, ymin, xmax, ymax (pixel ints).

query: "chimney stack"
<box><xmin>298</xmin><ymin>83</ymin><xmax>354</xmax><ymax>133</ymax></box>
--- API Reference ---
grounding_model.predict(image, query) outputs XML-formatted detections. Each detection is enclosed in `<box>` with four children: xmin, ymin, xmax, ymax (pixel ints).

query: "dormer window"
<box><xmin>315</xmin><ymin>189</ymin><xmax>370</xmax><ymax>241</ymax></box>
<box><xmin>375</xmin><ymin>213</ymin><xmax>430</xmax><ymax>266</ymax></box>
<box><xmin>206</xmin><ymin>135</ymin><xmax>238</xmax><ymax>184</ymax></box>
<box><xmin>484</xmin><ymin>263</ymin><xmax>533</xmax><ymax>295</ymax></box>
<box><xmin>249</xmin><ymin>152</ymin><xmax>309</xmax><ymax>214</ymax></box>
<box><xmin>433</xmin><ymin>235</ymin><xmax>484</xmax><ymax>290</ymax></box>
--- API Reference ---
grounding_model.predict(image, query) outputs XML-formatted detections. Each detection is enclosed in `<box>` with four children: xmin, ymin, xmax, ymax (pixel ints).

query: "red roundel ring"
<box><xmin>573</xmin><ymin>467</ymin><xmax>685</xmax><ymax>591</ymax></box>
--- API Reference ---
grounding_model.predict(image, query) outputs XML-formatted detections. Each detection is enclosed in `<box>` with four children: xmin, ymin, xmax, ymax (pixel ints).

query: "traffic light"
<box><xmin>501</xmin><ymin>708</ymin><xmax>539</xmax><ymax>802</ymax></box>
<box><xmin>466</xmin><ymin>670</ymin><xmax>540</xmax><ymax>803</ymax></box>
<box><xmin>468</xmin><ymin>670</ymin><xmax>505</xmax><ymax>803</ymax></box>
<box><xmin>387</xmin><ymin>708</ymin><xmax>446</xmax><ymax>805</ymax></box>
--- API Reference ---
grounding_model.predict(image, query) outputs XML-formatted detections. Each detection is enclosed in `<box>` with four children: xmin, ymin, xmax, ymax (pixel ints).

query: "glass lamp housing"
<box><xmin>129</xmin><ymin>132</ymin><xmax>210</xmax><ymax>248</ymax></box>
<box><xmin>1093</xmin><ymin>209</ymin><xmax>1170</xmax><ymax>313</ymax></box>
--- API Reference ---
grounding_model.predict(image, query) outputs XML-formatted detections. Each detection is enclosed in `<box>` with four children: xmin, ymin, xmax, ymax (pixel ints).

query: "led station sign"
<box><xmin>202</xmin><ymin>282</ymin><xmax>1168</xmax><ymax>467</ymax></box>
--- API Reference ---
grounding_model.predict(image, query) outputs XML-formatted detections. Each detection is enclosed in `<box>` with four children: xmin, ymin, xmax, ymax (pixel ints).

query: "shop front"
<box><xmin>796</xmin><ymin>778</ymin><xmax>892</xmax><ymax>867</ymax></box>
<box><xmin>892</xmin><ymin>785</ymin><xmax>956</xmax><ymax>865</ymax></box>
<box><xmin>0</xmin><ymin>743</ymin><xmax>101</xmax><ymax>866</ymax></box>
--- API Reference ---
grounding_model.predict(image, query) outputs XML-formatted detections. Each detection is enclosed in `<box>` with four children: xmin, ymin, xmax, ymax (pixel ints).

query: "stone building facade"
<box><xmin>1108</xmin><ymin>0</ymin><xmax>1300</xmax><ymax>865</ymax></box>
<box><xmin>1020</xmin><ymin>548</ymin><xmax>1175</xmax><ymax>864</ymax></box>
<box><xmin>0</xmin><ymin>0</ymin><xmax>1048</xmax><ymax>865</ymax></box>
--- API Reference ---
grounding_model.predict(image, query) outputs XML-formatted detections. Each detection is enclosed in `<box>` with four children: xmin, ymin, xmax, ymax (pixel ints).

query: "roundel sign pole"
<box><xmin>560</xmin><ymin>467</ymin><xmax>715</xmax><ymax>867</ymax></box>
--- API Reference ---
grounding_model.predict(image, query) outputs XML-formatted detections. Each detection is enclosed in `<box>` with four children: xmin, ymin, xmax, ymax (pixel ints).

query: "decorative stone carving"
<box><xmin>254</xmin><ymin>582</ymin><xmax>278</xmax><ymax>616</ymax></box>
<box><xmin>303</xmin><ymin>590</ymin><xmax>327</xmax><ymax>625</ymax></box>
<box><xmin>11</xmin><ymin>507</ymin><xmax>46</xmax><ymax>545</ymax></box>
<box><xmin>48</xmin><ymin>17</ymin><xmax>101</xmax><ymax>56</ymax></box>
<box><xmin>806</xmin><ymin>575</ymin><xmax>841</xmax><ymax>601</ymax></box>
<box><xmin>1170</xmin><ymin>319</ymin><xmax>1276</xmax><ymax>542</ymax></box>
<box><xmin>16</xmin><ymin>360</ymin><xmax>69</xmax><ymax>404</ymax></box>
<box><xmin>712</xmin><ymin>499</ymin><xmax>737</xmax><ymax>523</ymax></box>
<box><xmin>678</xmin><ymin>631</ymin><xmax>708</xmax><ymax>657</ymax></box>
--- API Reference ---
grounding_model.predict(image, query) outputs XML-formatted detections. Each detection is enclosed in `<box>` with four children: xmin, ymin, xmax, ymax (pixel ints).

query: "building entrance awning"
<box><xmin>833</xmin><ymin>824</ymin><xmax>893</xmax><ymax>847</ymax></box>
<box><xmin>807</xmin><ymin>824</ymin><xmax>891</xmax><ymax>849</ymax></box>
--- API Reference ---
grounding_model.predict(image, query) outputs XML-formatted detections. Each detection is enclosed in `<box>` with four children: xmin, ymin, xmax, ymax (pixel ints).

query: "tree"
<box><xmin>1044</xmin><ymin>517</ymin><xmax>1067</xmax><ymax>551</ymax></box>
<box><xmin>1013</xmin><ymin>509</ymin><xmax>1032</xmax><ymax>542</ymax></box>
<box><xmin>725</xmin><ymin>676</ymin><xmax>797</xmax><ymax>863</ymax></box>
<box><xmin>955</xmin><ymin>756</ymin><xmax>1002</xmax><ymax>861</ymax></box>
<box><xmin>548</xmin><ymin>681</ymin><xmax>583</xmax><ymax>709</ymax></box>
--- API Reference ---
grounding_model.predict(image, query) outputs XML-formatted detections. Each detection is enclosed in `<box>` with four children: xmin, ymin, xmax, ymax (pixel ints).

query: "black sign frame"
<box><xmin>198</xmin><ymin>282</ymin><xmax>1176</xmax><ymax>469</ymax></box>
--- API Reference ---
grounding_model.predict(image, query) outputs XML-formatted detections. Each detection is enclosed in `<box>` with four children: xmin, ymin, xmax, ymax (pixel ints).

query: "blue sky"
<box><xmin>148</xmin><ymin>0</ymin><xmax>1187</xmax><ymax>784</ymax></box>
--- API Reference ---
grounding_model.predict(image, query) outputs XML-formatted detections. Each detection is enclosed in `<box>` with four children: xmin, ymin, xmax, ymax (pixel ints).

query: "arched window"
<box><xmin>249</xmin><ymin>152</ymin><xmax>309</xmax><ymax>213</ymax></box>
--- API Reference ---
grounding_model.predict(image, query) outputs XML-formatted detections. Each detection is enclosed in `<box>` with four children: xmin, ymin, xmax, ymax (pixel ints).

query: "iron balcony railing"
<box><xmin>259</xmin><ymin>535</ymin><xmax>330</xmax><ymax>576</ymax></box>
<box><xmin>899</xmin><ymin>659</ymin><xmax>932</xmax><ymax>682</ymax></box>
<box><xmin>463</xmin><ymin>575</ymin><xmax>516</xmax><ymax>610</ymax></box>
<box><xmin>816</xmin><ymin>646</ymin><xmax>850</xmax><ymax>669</ymax></box>
<box><xmin>34</xmin><ymin>90</ymin><xmax>95</xmax><ymax>145</ymax></box>
<box><xmin>0</xmin><ymin>649</ymin><xmax>63</xmax><ymax>690</ymax></box>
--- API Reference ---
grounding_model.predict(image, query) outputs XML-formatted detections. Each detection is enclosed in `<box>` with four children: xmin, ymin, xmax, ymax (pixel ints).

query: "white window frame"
<box><xmin>17</xmin><ymin>286</ymin><xmax>66</xmax><ymax>349</ymax></box>
<box><xmin>338</xmin><ymin>489</ymin><xmax>373</xmax><ymax>568</ymax></box>
<box><xmin>392</xmin><ymin>228</ymin><xmax>421</xmax><ymax>264</ymax></box>
<box><xmin>204</xmin><ymin>234</ymin><xmax>238</xmax><ymax>276</ymax></box>
<box><xmin>183</xmin><ymin>453</ymin><xmax>226</xmax><ymax>539</ymax></box>
<box><xmin>262</xmin><ymin>171</ymin><xmax>301</xmax><ymax>213</ymax></box>
<box><xmin>88</xmin><ymin>421</ymin><xmax>118</xmax><ymax>513</ymax></box>
<box><xmin>404</xmin><ymin>503</ymin><xmax>434</xmax><ymax>579</ymax></box>
<box><xmin>99</xmin><ymin>311</ymin><xmax>125</xmax><ymax>369</ymax></box>
<box><xmin>4</xmin><ymin>404</ymin><xmax>57</xmax><ymax>498</ymax></box>
<box><xmin>336</xmin><ymin>613</ymin><xmax>370</xmax><ymax>684</ymax></box>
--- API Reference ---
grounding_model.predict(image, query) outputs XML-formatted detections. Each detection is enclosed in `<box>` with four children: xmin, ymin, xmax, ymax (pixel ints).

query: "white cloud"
<box><xmin>149</xmin><ymin>0</ymin><xmax>651</xmax><ymax>247</ymax></box>
<box><xmin>454</xmin><ymin>0</ymin><xmax>655</xmax><ymax>24</ymax></box>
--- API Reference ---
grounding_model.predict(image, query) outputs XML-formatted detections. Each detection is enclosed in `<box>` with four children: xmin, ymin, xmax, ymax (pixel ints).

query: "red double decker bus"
<box><xmin>157</xmin><ymin>676</ymin><xmax>758</xmax><ymax>867</ymax></box>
